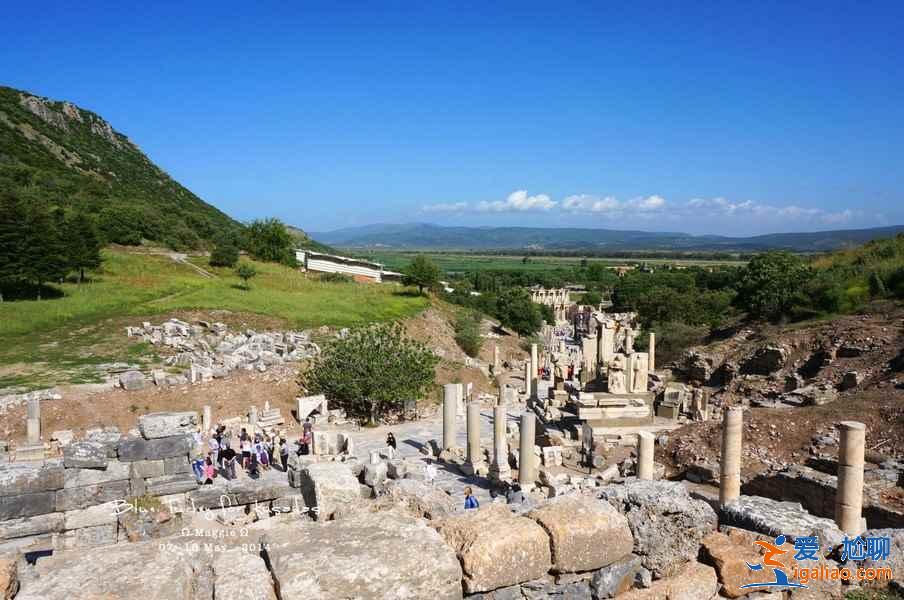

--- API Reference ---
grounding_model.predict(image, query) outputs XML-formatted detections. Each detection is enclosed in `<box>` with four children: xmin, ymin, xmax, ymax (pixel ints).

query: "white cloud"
<box><xmin>476</xmin><ymin>190</ymin><xmax>557</xmax><ymax>212</ymax></box>
<box><xmin>420</xmin><ymin>190</ymin><xmax>862</xmax><ymax>228</ymax></box>
<box><xmin>421</xmin><ymin>202</ymin><xmax>468</xmax><ymax>213</ymax></box>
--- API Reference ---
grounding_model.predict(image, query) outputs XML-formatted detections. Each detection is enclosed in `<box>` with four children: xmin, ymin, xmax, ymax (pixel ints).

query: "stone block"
<box><xmin>294</xmin><ymin>462</ymin><xmax>361</xmax><ymax>521</ymax></box>
<box><xmin>0</xmin><ymin>461</ymin><xmax>65</xmax><ymax>496</ymax></box>
<box><xmin>85</xmin><ymin>429</ymin><xmax>122</xmax><ymax>458</ymax></box>
<box><xmin>137</xmin><ymin>412</ymin><xmax>199</xmax><ymax>439</ymax></box>
<box><xmin>129</xmin><ymin>460</ymin><xmax>165</xmax><ymax>479</ymax></box>
<box><xmin>63</xmin><ymin>459</ymin><xmax>131</xmax><ymax>488</ymax></box>
<box><xmin>163</xmin><ymin>456</ymin><xmax>192</xmax><ymax>475</ymax></box>
<box><xmin>590</xmin><ymin>554</ymin><xmax>644</xmax><ymax>599</ymax></box>
<box><xmin>187</xmin><ymin>481</ymin><xmax>293</xmax><ymax>509</ymax></box>
<box><xmin>0</xmin><ymin>491</ymin><xmax>56</xmax><ymax>520</ymax></box>
<box><xmin>63</xmin><ymin>441</ymin><xmax>108</xmax><ymax>469</ymax></box>
<box><xmin>117</xmin><ymin>434</ymin><xmax>192</xmax><ymax>461</ymax></box>
<box><xmin>263</xmin><ymin>510</ymin><xmax>461</xmax><ymax>600</ymax></box>
<box><xmin>616</xmin><ymin>560</ymin><xmax>718</xmax><ymax>600</ymax></box>
<box><xmin>54</xmin><ymin>523</ymin><xmax>118</xmax><ymax>550</ymax></box>
<box><xmin>383</xmin><ymin>479</ymin><xmax>458</xmax><ymax>520</ymax></box>
<box><xmin>119</xmin><ymin>370</ymin><xmax>146</xmax><ymax>391</ymax></box>
<box><xmin>55</xmin><ymin>480</ymin><xmax>130</xmax><ymax>512</ymax></box>
<box><xmin>63</xmin><ymin>501</ymin><xmax>120</xmax><ymax>530</ymax></box>
<box><xmin>144</xmin><ymin>474</ymin><xmax>198</xmax><ymax>496</ymax></box>
<box><xmin>0</xmin><ymin>512</ymin><xmax>64</xmax><ymax>540</ymax></box>
<box><xmin>528</xmin><ymin>496</ymin><xmax>633</xmax><ymax>573</ymax></box>
<box><xmin>363</xmin><ymin>461</ymin><xmax>388</xmax><ymax>487</ymax></box>
<box><xmin>213</xmin><ymin>548</ymin><xmax>277</xmax><ymax>600</ymax></box>
<box><xmin>435</xmin><ymin>503</ymin><xmax>551</xmax><ymax>593</ymax></box>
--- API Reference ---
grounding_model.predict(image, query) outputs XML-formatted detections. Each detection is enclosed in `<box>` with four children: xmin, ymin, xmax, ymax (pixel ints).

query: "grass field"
<box><xmin>359</xmin><ymin>251</ymin><xmax>747</xmax><ymax>274</ymax></box>
<box><xmin>0</xmin><ymin>249</ymin><xmax>429</xmax><ymax>390</ymax></box>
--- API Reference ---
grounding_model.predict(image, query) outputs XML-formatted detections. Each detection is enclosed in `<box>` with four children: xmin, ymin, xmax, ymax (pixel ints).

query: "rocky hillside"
<box><xmin>0</xmin><ymin>85</ymin><xmax>242</xmax><ymax>248</ymax></box>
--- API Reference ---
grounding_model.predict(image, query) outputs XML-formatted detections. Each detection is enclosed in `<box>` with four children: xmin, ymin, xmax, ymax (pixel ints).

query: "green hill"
<box><xmin>0</xmin><ymin>85</ymin><xmax>242</xmax><ymax>248</ymax></box>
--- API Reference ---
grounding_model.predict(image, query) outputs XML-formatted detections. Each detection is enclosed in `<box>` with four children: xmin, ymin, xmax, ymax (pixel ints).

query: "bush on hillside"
<box><xmin>454</xmin><ymin>310</ymin><xmax>483</xmax><ymax>358</ymax></box>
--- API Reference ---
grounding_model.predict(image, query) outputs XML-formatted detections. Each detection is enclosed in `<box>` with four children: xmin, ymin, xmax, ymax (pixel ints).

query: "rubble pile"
<box><xmin>122</xmin><ymin>318</ymin><xmax>321</xmax><ymax>389</ymax></box>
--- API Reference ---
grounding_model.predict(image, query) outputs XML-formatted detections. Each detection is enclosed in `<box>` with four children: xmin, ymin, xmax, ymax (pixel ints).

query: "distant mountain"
<box><xmin>312</xmin><ymin>223</ymin><xmax>904</xmax><ymax>253</ymax></box>
<box><xmin>0</xmin><ymin>85</ymin><xmax>242</xmax><ymax>248</ymax></box>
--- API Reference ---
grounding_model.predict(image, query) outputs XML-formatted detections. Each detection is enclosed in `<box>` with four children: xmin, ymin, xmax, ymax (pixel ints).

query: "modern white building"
<box><xmin>295</xmin><ymin>250</ymin><xmax>402</xmax><ymax>283</ymax></box>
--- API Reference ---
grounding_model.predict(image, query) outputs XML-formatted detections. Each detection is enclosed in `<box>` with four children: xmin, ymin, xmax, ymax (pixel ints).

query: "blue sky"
<box><xmin>2</xmin><ymin>1</ymin><xmax>902</xmax><ymax>235</ymax></box>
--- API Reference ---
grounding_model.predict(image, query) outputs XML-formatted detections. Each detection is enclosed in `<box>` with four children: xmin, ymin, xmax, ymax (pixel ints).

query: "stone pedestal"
<box><xmin>442</xmin><ymin>383</ymin><xmax>458</xmax><ymax>450</ymax></box>
<box><xmin>835</xmin><ymin>421</ymin><xmax>866</xmax><ymax>536</ymax></box>
<box><xmin>719</xmin><ymin>407</ymin><xmax>743</xmax><ymax>507</ymax></box>
<box><xmin>466</xmin><ymin>401</ymin><xmax>482</xmax><ymax>466</ymax></box>
<box><xmin>490</xmin><ymin>404</ymin><xmax>511</xmax><ymax>480</ymax></box>
<box><xmin>637</xmin><ymin>431</ymin><xmax>655</xmax><ymax>480</ymax></box>
<box><xmin>518</xmin><ymin>412</ymin><xmax>537</xmax><ymax>485</ymax></box>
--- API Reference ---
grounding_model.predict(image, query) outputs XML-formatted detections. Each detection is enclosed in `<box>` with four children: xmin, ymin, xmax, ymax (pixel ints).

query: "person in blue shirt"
<box><xmin>464</xmin><ymin>486</ymin><xmax>479</xmax><ymax>510</ymax></box>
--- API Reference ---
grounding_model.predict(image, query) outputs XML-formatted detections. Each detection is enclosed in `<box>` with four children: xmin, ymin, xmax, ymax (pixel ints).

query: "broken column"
<box><xmin>649</xmin><ymin>332</ymin><xmax>656</xmax><ymax>372</ymax></box>
<box><xmin>249</xmin><ymin>405</ymin><xmax>258</xmax><ymax>436</ymax></box>
<box><xmin>493</xmin><ymin>344</ymin><xmax>500</xmax><ymax>372</ymax></box>
<box><xmin>491</xmin><ymin>404</ymin><xmax>511</xmax><ymax>480</ymax></box>
<box><xmin>530</xmin><ymin>343</ymin><xmax>539</xmax><ymax>400</ymax></box>
<box><xmin>637</xmin><ymin>431</ymin><xmax>655</xmax><ymax>480</ymax></box>
<box><xmin>466</xmin><ymin>401</ymin><xmax>482</xmax><ymax>467</ymax></box>
<box><xmin>719</xmin><ymin>407</ymin><xmax>743</xmax><ymax>507</ymax></box>
<box><xmin>518</xmin><ymin>412</ymin><xmax>537</xmax><ymax>485</ymax></box>
<box><xmin>524</xmin><ymin>361</ymin><xmax>532</xmax><ymax>397</ymax></box>
<box><xmin>26</xmin><ymin>396</ymin><xmax>41</xmax><ymax>444</ymax></box>
<box><xmin>836</xmin><ymin>421</ymin><xmax>866</xmax><ymax>536</ymax></box>
<box><xmin>202</xmin><ymin>405</ymin><xmax>212</xmax><ymax>432</ymax></box>
<box><xmin>442</xmin><ymin>383</ymin><xmax>458</xmax><ymax>450</ymax></box>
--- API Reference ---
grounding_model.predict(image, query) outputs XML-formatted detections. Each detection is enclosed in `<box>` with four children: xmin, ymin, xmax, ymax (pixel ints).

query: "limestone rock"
<box><xmin>590</xmin><ymin>554</ymin><xmax>645</xmax><ymax>598</ymax></box>
<box><xmin>55</xmin><ymin>480</ymin><xmax>130</xmax><ymax>512</ymax></box>
<box><xmin>187</xmin><ymin>480</ymin><xmax>293</xmax><ymax>510</ymax></box>
<box><xmin>600</xmin><ymin>479</ymin><xmax>717</xmax><ymax>578</ymax></box>
<box><xmin>263</xmin><ymin>509</ymin><xmax>462</xmax><ymax>599</ymax></box>
<box><xmin>293</xmin><ymin>462</ymin><xmax>361</xmax><ymax>520</ymax></box>
<box><xmin>616</xmin><ymin>560</ymin><xmax>718</xmax><ymax>599</ymax></box>
<box><xmin>382</xmin><ymin>478</ymin><xmax>458</xmax><ymax>519</ymax></box>
<box><xmin>117</xmin><ymin>434</ymin><xmax>192</xmax><ymax>461</ymax></box>
<box><xmin>435</xmin><ymin>503</ymin><xmax>551</xmax><ymax>593</ymax></box>
<box><xmin>63</xmin><ymin>441</ymin><xmax>108</xmax><ymax>469</ymax></box>
<box><xmin>720</xmin><ymin>495</ymin><xmax>844</xmax><ymax>549</ymax></box>
<box><xmin>119</xmin><ymin>370</ymin><xmax>146</xmax><ymax>391</ymax></box>
<box><xmin>63</xmin><ymin>501</ymin><xmax>119</xmax><ymax>530</ymax></box>
<box><xmin>63</xmin><ymin>459</ymin><xmax>130</xmax><ymax>487</ymax></box>
<box><xmin>527</xmin><ymin>496</ymin><xmax>633</xmax><ymax>573</ymax></box>
<box><xmin>16</xmin><ymin>540</ymin><xmax>194</xmax><ymax>599</ymax></box>
<box><xmin>742</xmin><ymin>345</ymin><xmax>788</xmax><ymax>375</ymax></box>
<box><xmin>137</xmin><ymin>412</ymin><xmax>199</xmax><ymax>439</ymax></box>
<box><xmin>212</xmin><ymin>548</ymin><xmax>276</xmax><ymax>600</ymax></box>
<box><xmin>0</xmin><ymin>558</ymin><xmax>16</xmax><ymax>600</ymax></box>
<box><xmin>0</xmin><ymin>512</ymin><xmax>64</xmax><ymax>541</ymax></box>
<box><xmin>701</xmin><ymin>532</ymin><xmax>769</xmax><ymax>598</ymax></box>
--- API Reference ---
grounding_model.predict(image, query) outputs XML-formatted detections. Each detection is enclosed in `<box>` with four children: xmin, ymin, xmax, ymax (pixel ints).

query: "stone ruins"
<box><xmin>0</xmin><ymin>305</ymin><xmax>900</xmax><ymax>599</ymax></box>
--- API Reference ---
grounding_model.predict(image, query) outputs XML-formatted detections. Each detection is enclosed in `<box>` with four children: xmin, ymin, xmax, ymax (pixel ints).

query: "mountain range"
<box><xmin>313</xmin><ymin>223</ymin><xmax>904</xmax><ymax>253</ymax></box>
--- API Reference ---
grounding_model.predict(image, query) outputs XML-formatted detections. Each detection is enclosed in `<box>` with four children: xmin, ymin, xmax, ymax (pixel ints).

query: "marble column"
<box><xmin>202</xmin><ymin>405</ymin><xmax>212</xmax><ymax>432</ymax></box>
<box><xmin>519</xmin><ymin>412</ymin><xmax>537</xmax><ymax>484</ymax></box>
<box><xmin>530</xmin><ymin>343</ymin><xmax>539</xmax><ymax>401</ymax></box>
<box><xmin>491</xmin><ymin>404</ymin><xmax>511</xmax><ymax>479</ymax></box>
<box><xmin>649</xmin><ymin>332</ymin><xmax>656</xmax><ymax>372</ymax></box>
<box><xmin>466</xmin><ymin>401</ymin><xmax>482</xmax><ymax>465</ymax></box>
<box><xmin>637</xmin><ymin>431</ymin><xmax>655</xmax><ymax>480</ymax></box>
<box><xmin>26</xmin><ymin>396</ymin><xmax>40</xmax><ymax>444</ymax></box>
<box><xmin>719</xmin><ymin>407</ymin><xmax>743</xmax><ymax>507</ymax></box>
<box><xmin>836</xmin><ymin>421</ymin><xmax>866</xmax><ymax>536</ymax></box>
<box><xmin>493</xmin><ymin>344</ymin><xmax>500</xmax><ymax>372</ymax></box>
<box><xmin>524</xmin><ymin>361</ymin><xmax>532</xmax><ymax>397</ymax></box>
<box><xmin>249</xmin><ymin>406</ymin><xmax>258</xmax><ymax>436</ymax></box>
<box><xmin>442</xmin><ymin>383</ymin><xmax>458</xmax><ymax>450</ymax></box>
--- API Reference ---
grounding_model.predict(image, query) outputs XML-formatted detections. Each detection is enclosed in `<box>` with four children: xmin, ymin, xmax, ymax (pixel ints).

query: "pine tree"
<box><xmin>21</xmin><ymin>207</ymin><xmax>69</xmax><ymax>299</ymax></box>
<box><xmin>0</xmin><ymin>193</ymin><xmax>27</xmax><ymax>302</ymax></box>
<box><xmin>67</xmin><ymin>212</ymin><xmax>103</xmax><ymax>283</ymax></box>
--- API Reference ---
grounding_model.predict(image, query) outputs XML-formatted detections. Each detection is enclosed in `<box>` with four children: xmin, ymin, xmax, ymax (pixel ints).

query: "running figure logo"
<box><xmin>740</xmin><ymin>535</ymin><xmax>808</xmax><ymax>590</ymax></box>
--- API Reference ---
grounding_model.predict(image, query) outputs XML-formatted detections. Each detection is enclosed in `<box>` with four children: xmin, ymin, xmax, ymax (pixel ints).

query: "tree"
<box><xmin>582</xmin><ymin>290</ymin><xmax>603</xmax><ymax>306</ymax></box>
<box><xmin>736</xmin><ymin>251</ymin><xmax>810</xmax><ymax>320</ymax></box>
<box><xmin>235</xmin><ymin>263</ymin><xmax>257</xmax><ymax>290</ymax></box>
<box><xmin>0</xmin><ymin>193</ymin><xmax>27</xmax><ymax>301</ymax></box>
<box><xmin>209</xmin><ymin>234</ymin><xmax>240</xmax><ymax>268</ymax></box>
<box><xmin>402</xmin><ymin>255</ymin><xmax>441</xmax><ymax>294</ymax></box>
<box><xmin>21</xmin><ymin>207</ymin><xmax>69</xmax><ymax>299</ymax></box>
<box><xmin>495</xmin><ymin>288</ymin><xmax>542</xmax><ymax>336</ymax></box>
<box><xmin>67</xmin><ymin>212</ymin><xmax>103</xmax><ymax>283</ymax></box>
<box><xmin>301</xmin><ymin>323</ymin><xmax>438</xmax><ymax>425</ymax></box>
<box><xmin>454</xmin><ymin>310</ymin><xmax>483</xmax><ymax>357</ymax></box>
<box><xmin>245</xmin><ymin>218</ymin><xmax>296</xmax><ymax>266</ymax></box>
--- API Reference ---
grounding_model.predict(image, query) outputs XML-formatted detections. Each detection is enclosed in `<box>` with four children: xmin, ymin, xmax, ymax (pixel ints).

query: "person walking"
<box><xmin>202</xmin><ymin>457</ymin><xmax>215</xmax><ymax>485</ymax></box>
<box><xmin>220</xmin><ymin>442</ymin><xmax>237</xmax><ymax>480</ymax></box>
<box><xmin>464</xmin><ymin>486</ymin><xmax>479</xmax><ymax>510</ymax></box>
<box><xmin>241</xmin><ymin>436</ymin><xmax>252</xmax><ymax>470</ymax></box>
<box><xmin>386</xmin><ymin>432</ymin><xmax>397</xmax><ymax>450</ymax></box>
